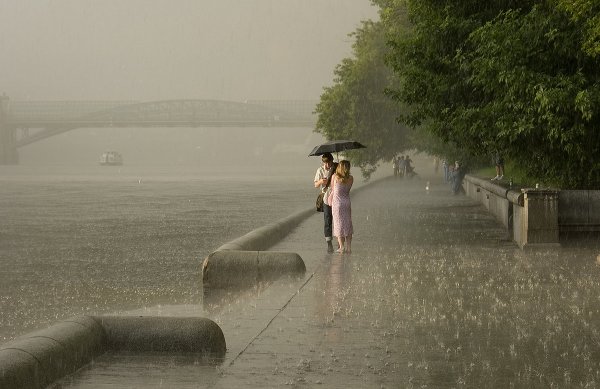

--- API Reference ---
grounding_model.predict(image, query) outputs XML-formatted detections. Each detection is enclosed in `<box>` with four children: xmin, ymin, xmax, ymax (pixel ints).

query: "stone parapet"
<box><xmin>559</xmin><ymin>190</ymin><xmax>600</xmax><ymax>232</ymax></box>
<box><xmin>463</xmin><ymin>175</ymin><xmax>561</xmax><ymax>248</ymax></box>
<box><xmin>0</xmin><ymin>315</ymin><xmax>225</xmax><ymax>389</ymax></box>
<box><xmin>518</xmin><ymin>188</ymin><xmax>560</xmax><ymax>248</ymax></box>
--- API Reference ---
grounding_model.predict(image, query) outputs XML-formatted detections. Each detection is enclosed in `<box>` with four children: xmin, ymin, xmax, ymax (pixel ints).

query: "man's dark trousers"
<box><xmin>323</xmin><ymin>203</ymin><xmax>333</xmax><ymax>240</ymax></box>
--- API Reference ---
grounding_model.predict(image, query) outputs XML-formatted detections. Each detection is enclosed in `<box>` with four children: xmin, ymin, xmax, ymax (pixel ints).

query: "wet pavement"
<box><xmin>55</xmin><ymin>174</ymin><xmax>600</xmax><ymax>388</ymax></box>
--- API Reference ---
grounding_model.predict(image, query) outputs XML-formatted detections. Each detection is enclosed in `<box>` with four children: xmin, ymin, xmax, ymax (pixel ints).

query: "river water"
<box><xmin>0</xmin><ymin>163</ymin><xmax>320</xmax><ymax>343</ymax></box>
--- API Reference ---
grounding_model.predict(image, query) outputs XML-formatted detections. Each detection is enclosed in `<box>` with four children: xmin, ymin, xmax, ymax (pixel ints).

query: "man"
<box><xmin>451</xmin><ymin>161</ymin><xmax>465</xmax><ymax>195</ymax></box>
<box><xmin>314</xmin><ymin>153</ymin><xmax>337</xmax><ymax>253</ymax></box>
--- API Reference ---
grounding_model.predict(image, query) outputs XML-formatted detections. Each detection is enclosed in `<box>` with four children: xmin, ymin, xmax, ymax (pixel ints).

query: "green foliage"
<box><xmin>317</xmin><ymin>0</ymin><xmax>600</xmax><ymax>188</ymax></box>
<box><xmin>556</xmin><ymin>0</ymin><xmax>600</xmax><ymax>57</ymax></box>
<box><xmin>315</xmin><ymin>19</ymin><xmax>413</xmax><ymax>179</ymax></box>
<box><xmin>382</xmin><ymin>0</ymin><xmax>600</xmax><ymax>188</ymax></box>
<box><xmin>463</xmin><ymin>5</ymin><xmax>600</xmax><ymax>188</ymax></box>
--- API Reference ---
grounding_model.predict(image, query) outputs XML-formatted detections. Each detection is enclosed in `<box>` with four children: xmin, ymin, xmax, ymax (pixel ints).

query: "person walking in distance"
<box><xmin>491</xmin><ymin>151</ymin><xmax>505</xmax><ymax>181</ymax></box>
<box><xmin>314</xmin><ymin>153</ymin><xmax>337</xmax><ymax>253</ymax></box>
<box><xmin>328</xmin><ymin>160</ymin><xmax>354</xmax><ymax>254</ymax></box>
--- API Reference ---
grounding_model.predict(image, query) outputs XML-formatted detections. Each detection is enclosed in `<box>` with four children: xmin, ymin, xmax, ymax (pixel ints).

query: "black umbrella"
<box><xmin>308</xmin><ymin>140</ymin><xmax>366</xmax><ymax>157</ymax></box>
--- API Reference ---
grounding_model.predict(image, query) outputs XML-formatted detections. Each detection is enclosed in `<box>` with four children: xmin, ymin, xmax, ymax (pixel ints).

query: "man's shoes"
<box><xmin>498</xmin><ymin>175</ymin><xmax>503</xmax><ymax>180</ymax></box>
<box><xmin>491</xmin><ymin>175</ymin><xmax>500</xmax><ymax>181</ymax></box>
<box><xmin>327</xmin><ymin>241</ymin><xmax>334</xmax><ymax>253</ymax></box>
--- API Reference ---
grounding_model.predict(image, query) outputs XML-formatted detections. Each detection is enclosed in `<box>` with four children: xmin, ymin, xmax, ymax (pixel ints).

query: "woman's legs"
<box><xmin>345</xmin><ymin>235</ymin><xmax>352</xmax><ymax>253</ymax></box>
<box><xmin>336</xmin><ymin>236</ymin><xmax>345</xmax><ymax>253</ymax></box>
<box><xmin>336</xmin><ymin>235</ymin><xmax>353</xmax><ymax>253</ymax></box>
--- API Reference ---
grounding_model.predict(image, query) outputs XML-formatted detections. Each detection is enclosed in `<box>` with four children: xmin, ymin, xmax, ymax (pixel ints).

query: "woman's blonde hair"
<box><xmin>335</xmin><ymin>160</ymin><xmax>351</xmax><ymax>183</ymax></box>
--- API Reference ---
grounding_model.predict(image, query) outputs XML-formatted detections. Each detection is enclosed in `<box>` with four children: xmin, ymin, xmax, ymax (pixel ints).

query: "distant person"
<box><xmin>397</xmin><ymin>156</ymin><xmax>406</xmax><ymax>178</ymax></box>
<box><xmin>404</xmin><ymin>155</ymin><xmax>414</xmax><ymax>178</ymax></box>
<box><xmin>442</xmin><ymin>159</ymin><xmax>449</xmax><ymax>182</ymax></box>
<box><xmin>314</xmin><ymin>153</ymin><xmax>337</xmax><ymax>253</ymax></box>
<box><xmin>328</xmin><ymin>160</ymin><xmax>354</xmax><ymax>253</ymax></box>
<box><xmin>433</xmin><ymin>157</ymin><xmax>440</xmax><ymax>174</ymax></box>
<box><xmin>392</xmin><ymin>156</ymin><xmax>399</xmax><ymax>177</ymax></box>
<box><xmin>491</xmin><ymin>151</ymin><xmax>504</xmax><ymax>181</ymax></box>
<box><xmin>451</xmin><ymin>161</ymin><xmax>465</xmax><ymax>195</ymax></box>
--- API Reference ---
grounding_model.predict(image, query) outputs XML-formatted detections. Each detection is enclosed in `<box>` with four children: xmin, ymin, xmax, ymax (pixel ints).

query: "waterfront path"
<box><xmin>57</xmin><ymin>174</ymin><xmax>600</xmax><ymax>388</ymax></box>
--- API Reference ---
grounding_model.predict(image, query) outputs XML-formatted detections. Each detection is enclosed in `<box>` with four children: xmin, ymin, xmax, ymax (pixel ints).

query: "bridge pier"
<box><xmin>0</xmin><ymin>95</ymin><xmax>18</xmax><ymax>165</ymax></box>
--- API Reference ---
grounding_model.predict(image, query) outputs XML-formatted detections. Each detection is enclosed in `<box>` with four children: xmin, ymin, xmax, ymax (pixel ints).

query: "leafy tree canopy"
<box><xmin>317</xmin><ymin>0</ymin><xmax>600</xmax><ymax>188</ymax></box>
<box><xmin>315</xmin><ymin>19</ymin><xmax>412</xmax><ymax>179</ymax></box>
<box><xmin>381</xmin><ymin>0</ymin><xmax>600</xmax><ymax>188</ymax></box>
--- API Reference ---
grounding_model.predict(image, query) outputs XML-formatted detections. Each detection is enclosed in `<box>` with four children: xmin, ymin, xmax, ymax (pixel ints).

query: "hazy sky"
<box><xmin>0</xmin><ymin>0</ymin><xmax>378</xmax><ymax>102</ymax></box>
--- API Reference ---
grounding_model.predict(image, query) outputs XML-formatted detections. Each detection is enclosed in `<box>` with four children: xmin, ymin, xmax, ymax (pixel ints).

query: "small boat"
<box><xmin>99</xmin><ymin>151</ymin><xmax>123</xmax><ymax>166</ymax></box>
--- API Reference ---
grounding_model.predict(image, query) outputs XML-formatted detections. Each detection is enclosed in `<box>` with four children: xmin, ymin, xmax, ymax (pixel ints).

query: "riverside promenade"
<box><xmin>55</xmin><ymin>174</ymin><xmax>600</xmax><ymax>388</ymax></box>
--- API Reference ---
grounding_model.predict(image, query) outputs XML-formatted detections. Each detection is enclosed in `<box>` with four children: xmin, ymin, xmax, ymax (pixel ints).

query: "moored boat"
<box><xmin>99</xmin><ymin>151</ymin><xmax>123</xmax><ymax>166</ymax></box>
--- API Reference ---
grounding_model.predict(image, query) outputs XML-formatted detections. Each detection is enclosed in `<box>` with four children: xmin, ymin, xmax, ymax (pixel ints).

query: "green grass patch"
<box><xmin>473</xmin><ymin>162</ymin><xmax>545</xmax><ymax>188</ymax></box>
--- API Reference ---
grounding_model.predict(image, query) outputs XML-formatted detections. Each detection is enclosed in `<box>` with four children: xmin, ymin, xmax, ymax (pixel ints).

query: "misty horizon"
<box><xmin>16</xmin><ymin>126</ymin><xmax>327</xmax><ymax>168</ymax></box>
<box><xmin>1</xmin><ymin>1</ymin><xmax>378</xmax><ymax>167</ymax></box>
<box><xmin>0</xmin><ymin>1</ymin><xmax>378</xmax><ymax>102</ymax></box>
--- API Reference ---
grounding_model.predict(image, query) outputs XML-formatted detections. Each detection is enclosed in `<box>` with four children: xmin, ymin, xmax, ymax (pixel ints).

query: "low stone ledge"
<box><xmin>217</xmin><ymin>208</ymin><xmax>314</xmax><ymax>251</ymax></box>
<box><xmin>0</xmin><ymin>348</ymin><xmax>42</xmax><ymax>389</ymax></box>
<box><xmin>506</xmin><ymin>189</ymin><xmax>524</xmax><ymax>206</ymax></box>
<box><xmin>466</xmin><ymin>175</ymin><xmax>512</xmax><ymax>198</ymax></box>
<box><xmin>95</xmin><ymin>316</ymin><xmax>226</xmax><ymax>355</ymax></box>
<box><xmin>0</xmin><ymin>315</ymin><xmax>226</xmax><ymax>389</ymax></box>
<box><xmin>202</xmin><ymin>250</ymin><xmax>306</xmax><ymax>289</ymax></box>
<box><xmin>0</xmin><ymin>315</ymin><xmax>106</xmax><ymax>389</ymax></box>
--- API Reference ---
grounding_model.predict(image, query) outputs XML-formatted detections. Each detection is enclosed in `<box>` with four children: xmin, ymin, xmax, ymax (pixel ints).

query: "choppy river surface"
<box><xmin>0</xmin><ymin>164</ymin><xmax>317</xmax><ymax>342</ymax></box>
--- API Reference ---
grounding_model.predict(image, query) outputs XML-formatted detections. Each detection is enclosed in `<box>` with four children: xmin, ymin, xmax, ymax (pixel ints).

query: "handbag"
<box><xmin>316</xmin><ymin>192</ymin><xmax>324</xmax><ymax>212</ymax></box>
<box><xmin>316</xmin><ymin>163</ymin><xmax>337</xmax><ymax>212</ymax></box>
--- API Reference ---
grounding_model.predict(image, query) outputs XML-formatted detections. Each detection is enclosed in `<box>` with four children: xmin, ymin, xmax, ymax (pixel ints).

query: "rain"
<box><xmin>2</xmin><ymin>1</ymin><xmax>600</xmax><ymax>388</ymax></box>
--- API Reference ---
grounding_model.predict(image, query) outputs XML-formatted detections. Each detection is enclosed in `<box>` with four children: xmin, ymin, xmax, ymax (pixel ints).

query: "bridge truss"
<box><xmin>4</xmin><ymin>99</ymin><xmax>317</xmax><ymax>148</ymax></box>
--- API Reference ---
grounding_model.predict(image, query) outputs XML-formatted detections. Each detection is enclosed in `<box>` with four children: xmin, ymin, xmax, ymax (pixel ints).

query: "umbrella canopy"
<box><xmin>308</xmin><ymin>140</ymin><xmax>366</xmax><ymax>157</ymax></box>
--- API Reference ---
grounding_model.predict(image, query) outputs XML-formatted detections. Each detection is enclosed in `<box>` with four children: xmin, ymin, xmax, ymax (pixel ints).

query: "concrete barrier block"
<box><xmin>216</xmin><ymin>208</ymin><xmax>314</xmax><ymax>251</ymax></box>
<box><xmin>1</xmin><ymin>336</ymin><xmax>70</xmax><ymax>387</ymax></box>
<box><xmin>202</xmin><ymin>250</ymin><xmax>306</xmax><ymax>289</ymax></box>
<box><xmin>0</xmin><ymin>348</ymin><xmax>42</xmax><ymax>389</ymax></box>
<box><xmin>0</xmin><ymin>316</ymin><xmax>107</xmax><ymax>388</ymax></box>
<box><xmin>590</xmin><ymin>191</ymin><xmax>600</xmax><ymax>224</ymax></box>
<box><xmin>257</xmin><ymin>251</ymin><xmax>306</xmax><ymax>280</ymax></box>
<box><xmin>96</xmin><ymin>316</ymin><xmax>226</xmax><ymax>355</ymax></box>
<box><xmin>559</xmin><ymin>190</ymin><xmax>590</xmax><ymax>225</ymax></box>
<box><xmin>202</xmin><ymin>250</ymin><xmax>259</xmax><ymax>288</ymax></box>
<box><xmin>24</xmin><ymin>316</ymin><xmax>106</xmax><ymax>367</ymax></box>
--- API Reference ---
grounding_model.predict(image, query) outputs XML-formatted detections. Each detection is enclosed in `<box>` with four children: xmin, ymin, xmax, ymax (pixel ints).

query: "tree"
<box><xmin>381</xmin><ymin>0</ymin><xmax>600</xmax><ymax>188</ymax></box>
<box><xmin>556</xmin><ymin>0</ymin><xmax>600</xmax><ymax>57</ymax></box>
<box><xmin>465</xmin><ymin>3</ymin><xmax>600</xmax><ymax>188</ymax></box>
<box><xmin>315</xmin><ymin>19</ymin><xmax>412</xmax><ymax>179</ymax></box>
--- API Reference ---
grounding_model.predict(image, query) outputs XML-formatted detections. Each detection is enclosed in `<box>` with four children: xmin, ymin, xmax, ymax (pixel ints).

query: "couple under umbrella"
<box><xmin>311</xmin><ymin>140</ymin><xmax>366</xmax><ymax>253</ymax></box>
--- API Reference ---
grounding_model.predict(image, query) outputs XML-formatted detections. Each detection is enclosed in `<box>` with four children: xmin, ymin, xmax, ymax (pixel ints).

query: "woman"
<box><xmin>328</xmin><ymin>160</ymin><xmax>354</xmax><ymax>253</ymax></box>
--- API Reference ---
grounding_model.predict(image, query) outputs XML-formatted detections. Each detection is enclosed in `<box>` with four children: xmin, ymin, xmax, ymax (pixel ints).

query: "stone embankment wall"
<box><xmin>559</xmin><ymin>190</ymin><xmax>600</xmax><ymax>232</ymax></box>
<box><xmin>463</xmin><ymin>175</ymin><xmax>600</xmax><ymax>248</ymax></box>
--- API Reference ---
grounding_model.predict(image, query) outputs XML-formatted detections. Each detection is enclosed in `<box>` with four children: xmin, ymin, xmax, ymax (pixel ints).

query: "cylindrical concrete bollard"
<box><xmin>0</xmin><ymin>315</ymin><xmax>227</xmax><ymax>388</ymax></box>
<box><xmin>257</xmin><ymin>250</ymin><xmax>306</xmax><ymax>280</ymax></box>
<box><xmin>96</xmin><ymin>316</ymin><xmax>226</xmax><ymax>355</ymax></box>
<box><xmin>0</xmin><ymin>315</ymin><xmax>106</xmax><ymax>389</ymax></box>
<box><xmin>202</xmin><ymin>250</ymin><xmax>306</xmax><ymax>289</ymax></box>
<box><xmin>0</xmin><ymin>348</ymin><xmax>42</xmax><ymax>389</ymax></box>
<box><xmin>216</xmin><ymin>208</ymin><xmax>314</xmax><ymax>251</ymax></box>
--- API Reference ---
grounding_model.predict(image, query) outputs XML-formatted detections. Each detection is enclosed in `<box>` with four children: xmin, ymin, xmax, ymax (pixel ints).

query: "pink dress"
<box><xmin>331</xmin><ymin>177</ymin><xmax>353</xmax><ymax>237</ymax></box>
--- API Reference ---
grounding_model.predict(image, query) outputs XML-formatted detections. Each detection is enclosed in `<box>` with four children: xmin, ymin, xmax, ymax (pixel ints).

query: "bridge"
<box><xmin>0</xmin><ymin>96</ymin><xmax>318</xmax><ymax>164</ymax></box>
